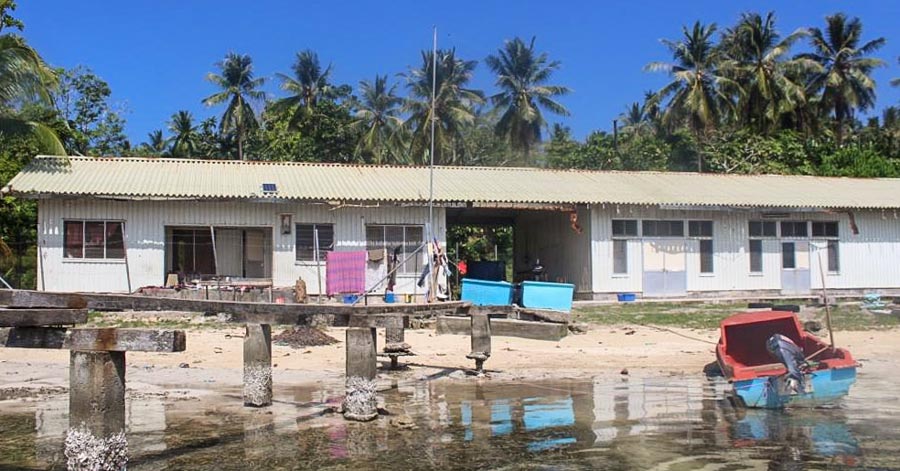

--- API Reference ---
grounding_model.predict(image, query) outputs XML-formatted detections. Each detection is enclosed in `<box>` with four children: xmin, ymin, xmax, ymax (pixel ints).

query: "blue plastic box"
<box><xmin>617</xmin><ymin>293</ymin><xmax>636</xmax><ymax>302</ymax></box>
<box><xmin>520</xmin><ymin>281</ymin><xmax>575</xmax><ymax>312</ymax></box>
<box><xmin>461</xmin><ymin>278</ymin><xmax>514</xmax><ymax>306</ymax></box>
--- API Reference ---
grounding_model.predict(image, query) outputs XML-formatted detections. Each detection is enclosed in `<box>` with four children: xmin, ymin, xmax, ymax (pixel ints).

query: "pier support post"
<box><xmin>65</xmin><ymin>351</ymin><xmax>128</xmax><ymax>471</ymax></box>
<box><xmin>344</xmin><ymin>327</ymin><xmax>378</xmax><ymax>421</ymax></box>
<box><xmin>243</xmin><ymin>324</ymin><xmax>272</xmax><ymax>407</ymax></box>
<box><xmin>466</xmin><ymin>313</ymin><xmax>491</xmax><ymax>374</ymax></box>
<box><xmin>383</xmin><ymin>316</ymin><xmax>411</xmax><ymax>370</ymax></box>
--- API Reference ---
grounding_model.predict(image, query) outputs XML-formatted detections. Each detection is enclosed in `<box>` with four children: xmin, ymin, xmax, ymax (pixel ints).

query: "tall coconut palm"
<box><xmin>485</xmin><ymin>37</ymin><xmax>570</xmax><ymax>159</ymax></box>
<box><xmin>202</xmin><ymin>53</ymin><xmax>265</xmax><ymax>160</ymax></box>
<box><xmin>276</xmin><ymin>50</ymin><xmax>333</xmax><ymax>111</ymax></box>
<box><xmin>352</xmin><ymin>74</ymin><xmax>404</xmax><ymax>163</ymax></box>
<box><xmin>800</xmin><ymin>13</ymin><xmax>886</xmax><ymax>144</ymax></box>
<box><xmin>143</xmin><ymin>129</ymin><xmax>167</xmax><ymax>156</ymax></box>
<box><xmin>646</xmin><ymin>21</ymin><xmax>739</xmax><ymax>136</ymax></box>
<box><xmin>167</xmin><ymin>111</ymin><xmax>200</xmax><ymax>158</ymax></box>
<box><xmin>0</xmin><ymin>34</ymin><xmax>64</xmax><ymax>154</ymax></box>
<box><xmin>720</xmin><ymin>12</ymin><xmax>819</xmax><ymax>133</ymax></box>
<box><xmin>402</xmin><ymin>49</ymin><xmax>484</xmax><ymax>165</ymax></box>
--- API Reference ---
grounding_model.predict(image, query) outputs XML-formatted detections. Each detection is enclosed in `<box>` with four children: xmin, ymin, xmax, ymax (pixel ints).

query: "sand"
<box><xmin>2</xmin><ymin>322</ymin><xmax>899</xmax><ymax>397</ymax></box>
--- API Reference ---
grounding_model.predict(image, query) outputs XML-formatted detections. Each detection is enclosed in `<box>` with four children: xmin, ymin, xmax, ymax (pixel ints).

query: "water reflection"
<box><xmin>1</xmin><ymin>373</ymin><xmax>894</xmax><ymax>470</ymax></box>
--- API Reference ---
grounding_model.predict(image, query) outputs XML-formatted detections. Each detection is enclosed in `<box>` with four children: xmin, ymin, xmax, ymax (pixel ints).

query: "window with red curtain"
<box><xmin>62</xmin><ymin>220</ymin><xmax>125</xmax><ymax>259</ymax></box>
<box><xmin>64</xmin><ymin>221</ymin><xmax>84</xmax><ymax>258</ymax></box>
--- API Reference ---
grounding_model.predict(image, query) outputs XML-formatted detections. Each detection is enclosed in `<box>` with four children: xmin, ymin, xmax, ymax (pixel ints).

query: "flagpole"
<box><xmin>427</xmin><ymin>26</ymin><xmax>437</xmax><ymax>302</ymax></box>
<box><xmin>428</xmin><ymin>26</ymin><xmax>437</xmax><ymax>239</ymax></box>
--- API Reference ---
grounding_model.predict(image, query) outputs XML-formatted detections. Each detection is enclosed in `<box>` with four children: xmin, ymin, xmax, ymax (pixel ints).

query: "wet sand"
<box><xmin>2</xmin><ymin>323</ymin><xmax>898</xmax><ymax>396</ymax></box>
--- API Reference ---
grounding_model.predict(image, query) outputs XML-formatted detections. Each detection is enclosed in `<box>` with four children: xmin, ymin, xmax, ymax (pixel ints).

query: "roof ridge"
<box><xmin>31</xmin><ymin>155</ymin><xmax>900</xmax><ymax>182</ymax></box>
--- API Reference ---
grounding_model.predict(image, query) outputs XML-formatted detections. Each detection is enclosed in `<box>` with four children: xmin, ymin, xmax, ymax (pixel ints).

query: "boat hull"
<box><xmin>732</xmin><ymin>366</ymin><xmax>856</xmax><ymax>409</ymax></box>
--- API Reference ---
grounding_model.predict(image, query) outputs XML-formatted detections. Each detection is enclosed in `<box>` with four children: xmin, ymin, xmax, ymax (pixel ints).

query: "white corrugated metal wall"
<box><xmin>513</xmin><ymin>207</ymin><xmax>593</xmax><ymax>293</ymax></box>
<box><xmin>591</xmin><ymin>205</ymin><xmax>900</xmax><ymax>296</ymax></box>
<box><xmin>38</xmin><ymin>199</ymin><xmax>445</xmax><ymax>293</ymax></box>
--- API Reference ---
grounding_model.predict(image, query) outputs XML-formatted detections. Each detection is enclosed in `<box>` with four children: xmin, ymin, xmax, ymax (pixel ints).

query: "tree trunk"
<box><xmin>238</xmin><ymin>127</ymin><xmax>244</xmax><ymax>161</ymax></box>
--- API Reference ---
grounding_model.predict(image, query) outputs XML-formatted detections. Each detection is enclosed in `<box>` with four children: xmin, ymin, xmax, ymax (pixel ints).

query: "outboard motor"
<box><xmin>766</xmin><ymin>334</ymin><xmax>807</xmax><ymax>394</ymax></box>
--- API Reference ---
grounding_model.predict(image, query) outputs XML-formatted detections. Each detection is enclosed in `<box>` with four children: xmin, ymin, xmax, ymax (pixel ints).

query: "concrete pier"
<box><xmin>344</xmin><ymin>327</ymin><xmax>378</xmax><ymax>421</ymax></box>
<box><xmin>467</xmin><ymin>313</ymin><xmax>492</xmax><ymax>374</ymax></box>
<box><xmin>243</xmin><ymin>324</ymin><xmax>272</xmax><ymax>407</ymax></box>
<box><xmin>345</xmin><ymin>327</ymin><xmax>377</xmax><ymax>380</ymax></box>
<box><xmin>65</xmin><ymin>351</ymin><xmax>128</xmax><ymax>471</ymax></box>
<box><xmin>383</xmin><ymin>317</ymin><xmax>412</xmax><ymax>369</ymax></box>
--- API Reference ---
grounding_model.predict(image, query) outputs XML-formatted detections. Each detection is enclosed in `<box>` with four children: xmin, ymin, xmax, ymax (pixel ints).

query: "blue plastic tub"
<box><xmin>461</xmin><ymin>278</ymin><xmax>514</xmax><ymax>306</ymax></box>
<box><xmin>520</xmin><ymin>281</ymin><xmax>575</xmax><ymax>312</ymax></box>
<box><xmin>617</xmin><ymin>293</ymin><xmax>636</xmax><ymax>302</ymax></box>
<box><xmin>342</xmin><ymin>294</ymin><xmax>359</xmax><ymax>304</ymax></box>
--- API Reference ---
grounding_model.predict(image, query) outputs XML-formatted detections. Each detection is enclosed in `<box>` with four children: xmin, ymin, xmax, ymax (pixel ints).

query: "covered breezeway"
<box><xmin>445</xmin><ymin>204</ymin><xmax>593</xmax><ymax>297</ymax></box>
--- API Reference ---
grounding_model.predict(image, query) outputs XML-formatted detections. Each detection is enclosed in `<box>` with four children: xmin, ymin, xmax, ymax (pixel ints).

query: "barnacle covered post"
<box><xmin>343</xmin><ymin>327</ymin><xmax>378</xmax><ymax>421</ymax></box>
<box><xmin>66</xmin><ymin>350</ymin><xmax>128</xmax><ymax>471</ymax></box>
<box><xmin>466</xmin><ymin>313</ymin><xmax>491</xmax><ymax>374</ymax></box>
<box><xmin>243</xmin><ymin>323</ymin><xmax>273</xmax><ymax>407</ymax></box>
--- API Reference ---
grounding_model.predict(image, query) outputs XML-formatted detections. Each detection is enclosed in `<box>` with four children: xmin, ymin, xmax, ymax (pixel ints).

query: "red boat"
<box><xmin>716</xmin><ymin>311</ymin><xmax>857</xmax><ymax>408</ymax></box>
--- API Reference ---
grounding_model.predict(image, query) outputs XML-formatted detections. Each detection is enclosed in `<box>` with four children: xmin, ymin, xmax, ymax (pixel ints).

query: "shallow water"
<box><xmin>1</xmin><ymin>359</ymin><xmax>899</xmax><ymax>470</ymax></box>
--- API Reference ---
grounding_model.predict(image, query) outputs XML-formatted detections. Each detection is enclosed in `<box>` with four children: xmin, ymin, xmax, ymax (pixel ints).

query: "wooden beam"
<box><xmin>0</xmin><ymin>290</ymin><xmax>466</xmax><ymax>325</ymax></box>
<box><xmin>0</xmin><ymin>327</ymin><xmax>186</xmax><ymax>352</ymax></box>
<box><xmin>0</xmin><ymin>308</ymin><xmax>88</xmax><ymax>327</ymax></box>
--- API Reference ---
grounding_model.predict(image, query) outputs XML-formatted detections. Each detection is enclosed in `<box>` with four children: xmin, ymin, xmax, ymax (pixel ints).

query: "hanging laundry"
<box><xmin>326</xmin><ymin>251</ymin><xmax>367</xmax><ymax>295</ymax></box>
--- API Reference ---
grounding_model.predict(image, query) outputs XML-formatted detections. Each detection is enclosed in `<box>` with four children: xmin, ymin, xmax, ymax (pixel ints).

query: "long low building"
<box><xmin>4</xmin><ymin>155</ymin><xmax>900</xmax><ymax>300</ymax></box>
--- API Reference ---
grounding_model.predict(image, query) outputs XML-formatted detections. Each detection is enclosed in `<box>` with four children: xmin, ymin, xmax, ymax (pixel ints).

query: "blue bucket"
<box><xmin>384</xmin><ymin>292</ymin><xmax>396</xmax><ymax>303</ymax></box>
<box><xmin>342</xmin><ymin>294</ymin><xmax>359</xmax><ymax>304</ymax></box>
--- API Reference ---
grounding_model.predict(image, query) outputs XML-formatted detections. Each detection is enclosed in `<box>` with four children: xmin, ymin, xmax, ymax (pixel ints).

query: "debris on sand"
<box><xmin>273</xmin><ymin>326</ymin><xmax>339</xmax><ymax>348</ymax></box>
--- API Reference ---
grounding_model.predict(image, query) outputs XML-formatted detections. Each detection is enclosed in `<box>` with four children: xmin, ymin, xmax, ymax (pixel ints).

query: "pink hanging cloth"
<box><xmin>325</xmin><ymin>250</ymin><xmax>367</xmax><ymax>295</ymax></box>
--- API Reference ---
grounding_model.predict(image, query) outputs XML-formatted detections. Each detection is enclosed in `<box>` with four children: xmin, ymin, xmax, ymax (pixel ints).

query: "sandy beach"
<box><xmin>2</xmin><ymin>320</ymin><xmax>898</xmax><ymax>397</ymax></box>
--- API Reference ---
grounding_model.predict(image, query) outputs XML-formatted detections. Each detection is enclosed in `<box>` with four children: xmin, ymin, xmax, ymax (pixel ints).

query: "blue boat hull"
<box><xmin>732</xmin><ymin>366</ymin><xmax>856</xmax><ymax>408</ymax></box>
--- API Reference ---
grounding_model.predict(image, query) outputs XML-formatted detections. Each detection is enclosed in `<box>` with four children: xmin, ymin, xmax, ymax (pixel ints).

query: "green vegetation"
<box><xmin>574</xmin><ymin>302</ymin><xmax>746</xmax><ymax>329</ymax></box>
<box><xmin>1</xmin><ymin>5</ymin><xmax>899</xmax><ymax>287</ymax></box>
<box><xmin>574</xmin><ymin>301</ymin><xmax>900</xmax><ymax>331</ymax></box>
<box><xmin>813</xmin><ymin>303</ymin><xmax>900</xmax><ymax>331</ymax></box>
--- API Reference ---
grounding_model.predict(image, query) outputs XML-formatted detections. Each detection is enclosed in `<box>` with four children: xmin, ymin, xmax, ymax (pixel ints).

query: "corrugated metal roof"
<box><xmin>4</xmin><ymin>156</ymin><xmax>900</xmax><ymax>209</ymax></box>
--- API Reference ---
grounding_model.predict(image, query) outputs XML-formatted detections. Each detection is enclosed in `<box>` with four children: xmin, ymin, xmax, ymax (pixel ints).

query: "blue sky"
<box><xmin>18</xmin><ymin>0</ymin><xmax>900</xmax><ymax>146</ymax></box>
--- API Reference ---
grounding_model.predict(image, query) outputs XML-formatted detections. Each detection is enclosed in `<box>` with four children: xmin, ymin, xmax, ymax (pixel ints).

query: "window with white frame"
<box><xmin>63</xmin><ymin>220</ymin><xmax>125</xmax><ymax>259</ymax></box>
<box><xmin>611</xmin><ymin>219</ymin><xmax>637</xmax><ymax>274</ymax></box>
<box><xmin>295</xmin><ymin>224</ymin><xmax>334</xmax><ymax>262</ymax></box>
<box><xmin>780</xmin><ymin>221</ymin><xmax>808</xmax><ymax>238</ymax></box>
<box><xmin>689</xmin><ymin>221</ymin><xmax>714</xmax><ymax>273</ymax></box>
<box><xmin>642</xmin><ymin>220</ymin><xmax>684</xmax><ymax>237</ymax></box>
<box><xmin>812</xmin><ymin>221</ymin><xmax>840</xmax><ymax>272</ymax></box>
<box><xmin>748</xmin><ymin>221</ymin><xmax>775</xmax><ymax>273</ymax></box>
<box><xmin>749</xmin><ymin>220</ymin><xmax>777</xmax><ymax>237</ymax></box>
<box><xmin>365</xmin><ymin>225</ymin><xmax>423</xmax><ymax>274</ymax></box>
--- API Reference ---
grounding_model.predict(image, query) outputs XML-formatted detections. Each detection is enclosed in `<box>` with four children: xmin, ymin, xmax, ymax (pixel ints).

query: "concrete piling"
<box><xmin>243</xmin><ymin>324</ymin><xmax>272</xmax><ymax>407</ymax></box>
<box><xmin>65</xmin><ymin>351</ymin><xmax>128</xmax><ymax>471</ymax></box>
<box><xmin>344</xmin><ymin>327</ymin><xmax>378</xmax><ymax>421</ymax></box>
<box><xmin>383</xmin><ymin>316</ymin><xmax>412</xmax><ymax>369</ymax></box>
<box><xmin>466</xmin><ymin>313</ymin><xmax>492</xmax><ymax>374</ymax></box>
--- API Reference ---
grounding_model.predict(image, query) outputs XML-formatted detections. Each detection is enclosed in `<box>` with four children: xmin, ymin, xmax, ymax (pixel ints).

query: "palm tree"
<box><xmin>143</xmin><ymin>129</ymin><xmax>167</xmax><ymax>156</ymax></box>
<box><xmin>800</xmin><ymin>13</ymin><xmax>886</xmax><ymax>144</ymax></box>
<box><xmin>402</xmin><ymin>49</ymin><xmax>484</xmax><ymax>165</ymax></box>
<box><xmin>167</xmin><ymin>110</ymin><xmax>200</xmax><ymax>157</ymax></box>
<box><xmin>275</xmin><ymin>50</ymin><xmax>334</xmax><ymax>112</ymax></box>
<box><xmin>485</xmin><ymin>37</ymin><xmax>570</xmax><ymax>159</ymax></box>
<box><xmin>646</xmin><ymin>21</ymin><xmax>739</xmax><ymax>136</ymax></box>
<box><xmin>0</xmin><ymin>34</ymin><xmax>64</xmax><ymax>154</ymax></box>
<box><xmin>891</xmin><ymin>57</ymin><xmax>899</xmax><ymax>87</ymax></box>
<box><xmin>352</xmin><ymin>74</ymin><xmax>404</xmax><ymax>163</ymax></box>
<box><xmin>719</xmin><ymin>12</ymin><xmax>819</xmax><ymax>133</ymax></box>
<box><xmin>202</xmin><ymin>53</ymin><xmax>265</xmax><ymax>160</ymax></box>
